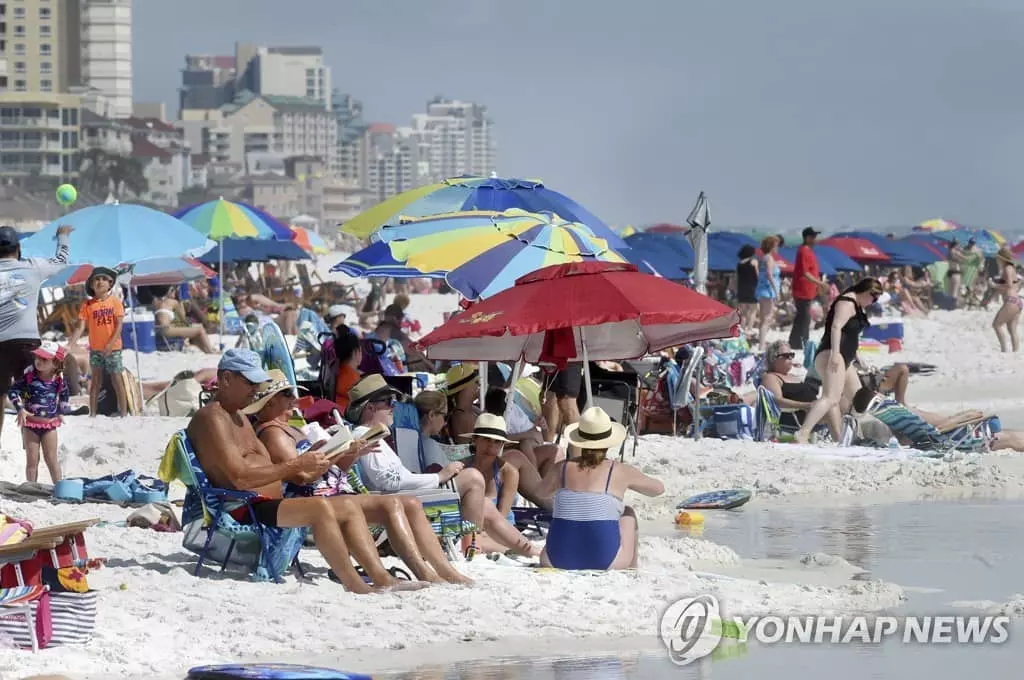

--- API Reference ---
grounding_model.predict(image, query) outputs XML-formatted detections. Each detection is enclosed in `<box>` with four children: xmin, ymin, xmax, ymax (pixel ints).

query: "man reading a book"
<box><xmin>187</xmin><ymin>350</ymin><xmax>470</xmax><ymax>592</ymax></box>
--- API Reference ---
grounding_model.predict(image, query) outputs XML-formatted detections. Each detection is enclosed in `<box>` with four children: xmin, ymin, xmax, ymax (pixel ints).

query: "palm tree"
<box><xmin>78</xmin><ymin>149</ymin><xmax>149</xmax><ymax>199</ymax></box>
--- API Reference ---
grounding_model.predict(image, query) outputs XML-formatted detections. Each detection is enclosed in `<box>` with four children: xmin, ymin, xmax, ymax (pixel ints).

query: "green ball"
<box><xmin>56</xmin><ymin>183</ymin><xmax>78</xmax><ymax>206</ymax></box>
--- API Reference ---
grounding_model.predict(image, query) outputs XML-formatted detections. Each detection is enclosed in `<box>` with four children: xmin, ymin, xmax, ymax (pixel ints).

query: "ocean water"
<box><xmin>375</xmin><ymin>498</ymin><xmax>1023</xmax><ymax>679</ymax></box>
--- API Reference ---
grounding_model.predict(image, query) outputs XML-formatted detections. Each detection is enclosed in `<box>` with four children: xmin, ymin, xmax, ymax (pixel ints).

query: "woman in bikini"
<box><xmin>152</xmin><ymin>287</ymin><xmax>217</xmax><ymax>354</ymax></box>
<box><xmin>991</xmin><ymin>246</ymin><xmax>1022</xmax><ymax>353</ymax></box>
<box><xmin>795</xmin><ymin>277</ymin><xmax>882</xmax><ymax>445</ymax></box>
<box><xmin>754</xmin><ymin>236</ymin><xmax>782</xmax><ymax>351</ymax></box>
<box><xmin>459</xmin><ymin>413</ymin><xmax>541</xmax><ymax>558</ymax></box>
<box><xmin>415</xmin><ymin>392</ymin><xmax>540</xmax><ymax>558</ymax></box>
<box><xmin>247</xmin><ymin>370</ymin><xmax>473</xmax><ymax>585</ymax></box>
<box><xmin>540</xmin><ymin>407</ymin><xmax>664</xmax><ymax>570</ymax></box>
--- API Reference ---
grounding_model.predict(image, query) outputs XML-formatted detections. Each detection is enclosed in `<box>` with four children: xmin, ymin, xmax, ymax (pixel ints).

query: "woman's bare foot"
<box><xmin>382</xmin><ymin>579</ymin><xmax>432</xmax><ymax>591</ymax></box>
<box><xmin>794</xmin><ymin>430</ymin><xmax>811</xmax><ymax>445</ymax></box>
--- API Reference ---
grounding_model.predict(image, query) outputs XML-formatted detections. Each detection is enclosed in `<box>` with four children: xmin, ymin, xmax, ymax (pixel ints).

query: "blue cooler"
<box><xmin>862</xmin><ymin>321</ymin><xmax>904</xmax><ymax>342</ymax></box>
<box><xmin>121</xmin><ymin>309</ymin><xmax>156</xmax><ymax>353</ymax></box>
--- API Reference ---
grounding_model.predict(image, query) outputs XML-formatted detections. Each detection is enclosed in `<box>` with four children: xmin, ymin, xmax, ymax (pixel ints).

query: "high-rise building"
<box><xmin>408</xmin><ymin>96</ymin><xmax>495</xmax><ymax>183</ymax></box>
<box><xmin>80</xmin><ymin>0</ymin><xmax>132</xmax><ymax>118</ymax></box>
<box><xmin>178</xmin><ymin>54</ymin><xmax>236</xmax><ymax>116</ymax></box>
<box><xmin>332</xmin><ymin>91</ymin><xmax>368</xmax><ymax>187</ymax></box>
<box><xmin>0</xmin><ymin>0</ymin><xmax>83</xmax><ymax>95</ymax></box>
<box><xmin>364</xmin><ymin>123</ymin><xmax>417</xmax><ymax>206</ymax></box>
<box><xmin>0</xmin><ymin>92</ymin><xmax>83</xmax><ymax>181</ymax></box>
<box><xmin>234</xmin><ymin>43</ymin><xmax>331</xmax><ymax>110</ymax></box>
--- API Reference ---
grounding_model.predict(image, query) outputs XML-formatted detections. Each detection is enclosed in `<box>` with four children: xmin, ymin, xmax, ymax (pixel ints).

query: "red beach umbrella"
<box><xmin>418</xmin><ymin>261</ymin><xmax>739</xmax><ymax>364</ymax></box>
<box><xmin>819</xmin><ymin>237</ymin><xmax>890</xmax><ymax>263</ymax></box>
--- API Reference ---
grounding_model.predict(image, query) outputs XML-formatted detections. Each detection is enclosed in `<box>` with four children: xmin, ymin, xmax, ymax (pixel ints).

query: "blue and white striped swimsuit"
<box><xmin>545</xmin><ymin>462</ymin><xmax>625</xmax><ymax>570</ymax></box>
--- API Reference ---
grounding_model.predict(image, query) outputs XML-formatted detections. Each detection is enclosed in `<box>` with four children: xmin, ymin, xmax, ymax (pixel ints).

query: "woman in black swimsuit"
<box><xmin>796</xmin><ymin>278</ymin><xmax>882</xmax><ymax>444</ymax></box>
<box><xmin>735</xmin><ymin>245</ymin><xmax>759</xmax><ymax>331</ymax></box>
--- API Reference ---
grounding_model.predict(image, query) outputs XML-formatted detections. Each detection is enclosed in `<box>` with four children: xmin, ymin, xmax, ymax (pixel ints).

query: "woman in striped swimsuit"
<box><xmin>540</xmin><ymin>407</ymin><xmax>664</xmax><ymax>570</ymax></box>
<box><xmin>992</xmin><ymin>246</ymin><xmax>1022</xmax><ymax>353</ymax></box>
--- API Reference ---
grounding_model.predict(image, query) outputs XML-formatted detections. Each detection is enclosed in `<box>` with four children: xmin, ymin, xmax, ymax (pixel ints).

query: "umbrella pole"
<box><xmin>218</xmin><ymin>240</ymin><xmax>225</xmax><ymax>351</ymax></box>
<box><xmin>127</xmin><ymin>277</ymin><xmax>142</xmax><ymax>393</ymax></box>
<box><xmin>580</xmin><ymin>327</ymin><xmax>593</xmax><ymax>412</ymax></box>
<box><xmin>479</xmin><ymin>362</ymin><xmax>488</xmax><ymax>406</ymax></box>
<box><xmin>504</xmin><ymin>358</ymin><xmax>525</xmax><ymax>424</ymax></box>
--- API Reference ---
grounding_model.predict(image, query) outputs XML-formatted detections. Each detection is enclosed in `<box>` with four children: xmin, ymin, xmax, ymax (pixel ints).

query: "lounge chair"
<box><xmin>863</xmin><ymin>397</ymin><xmax>997</xmax><ymax>455</ymax></box>
<box><xmin>160</xmin><ymin>431</ymin><xmax>306</xmax><ymax>583</ymax></box>
<box><xmin>753</xmin><ymin>385</ymin><xmax>842</xmax><ymax>443</ymax></box>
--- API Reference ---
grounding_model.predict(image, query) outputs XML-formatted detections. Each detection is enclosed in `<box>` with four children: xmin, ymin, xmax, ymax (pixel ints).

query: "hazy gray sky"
<box><xmin>134</xmin><ymin>0</ymin><xmax>1024</xmax><ymax>231</ymax></box>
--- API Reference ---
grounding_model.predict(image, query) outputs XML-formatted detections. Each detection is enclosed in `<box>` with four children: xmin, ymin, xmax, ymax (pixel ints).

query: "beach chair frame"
<box><xmin>169</xmin><ymin>432</ymin><xmax>303</xmax><ymax>583</ymax></box>
<box><xmin>668</xmin><ymin>346</ymin><xmax>706</xmax><ymax>437</ymax></box>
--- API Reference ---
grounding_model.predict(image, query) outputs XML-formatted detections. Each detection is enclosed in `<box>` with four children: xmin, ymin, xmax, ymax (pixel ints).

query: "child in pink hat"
<box><xmin>7</xmin><ymin>341</ymin><xmax>71</xmax><ymax>482</ymax></box>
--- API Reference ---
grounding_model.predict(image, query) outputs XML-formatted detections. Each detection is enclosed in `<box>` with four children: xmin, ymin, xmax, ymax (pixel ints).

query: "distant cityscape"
<box><xmin>0</xmin><ymin>0</ymin><xmax>497</xmax><ymax>237</ymax></box>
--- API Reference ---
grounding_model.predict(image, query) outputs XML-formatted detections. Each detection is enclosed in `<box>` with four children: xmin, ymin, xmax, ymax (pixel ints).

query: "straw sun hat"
<box><xmin>563</xmin><ymin>407</ymin><xmax>627</xmax><ymax>450</ymax></box>
<box><xmin>241</xmin><ymin>369</ymin><xmax>305</xmax><ymax>415</ymax></box>
<box><xmin>444</xmin><ymin>363</ymin><xmax>479</xmax><ymax>396</ymax></box>
<box><xmin>997</xmin><ymin>246</ymin><xmax>1015</xmax><ymax>265</ymax></box>
<box><xmin>459</xmin><ymin>413</ymin><xmax>515</xmax><ymax>444</ymax></box>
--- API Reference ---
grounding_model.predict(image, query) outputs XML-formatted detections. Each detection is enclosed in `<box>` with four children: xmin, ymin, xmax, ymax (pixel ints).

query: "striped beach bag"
<box><xmin>47</xmin><ymin>591</ymin><xmax>98</xmax><ymax>646</ymax></box>
<box><xmin>0</xmin><ymin>585</ymin><xmax>52</xmax><ymax>651</ymax></box>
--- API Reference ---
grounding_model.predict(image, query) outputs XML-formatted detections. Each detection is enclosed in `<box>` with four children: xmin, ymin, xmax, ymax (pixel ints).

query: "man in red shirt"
<box><xmin>788</xmin><ymin>227</ymin><xmax>829</xmax><ymax>350</ymax></box>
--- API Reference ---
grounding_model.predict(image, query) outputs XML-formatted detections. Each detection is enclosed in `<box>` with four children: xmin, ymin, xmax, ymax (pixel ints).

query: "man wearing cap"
<box><xmin>187</xmin><ymin>349</ymin><xmax>435</xmax><ymax>593</ymax></box>
<box><xmin>0</xmin><ymin>224</ymin><xmax>72</xmax><ymax>441</ymax></box>
<box><xmin>789</xmin><ymin>227</ymin><xmax>828</xmax><ymax>350</ymax></box>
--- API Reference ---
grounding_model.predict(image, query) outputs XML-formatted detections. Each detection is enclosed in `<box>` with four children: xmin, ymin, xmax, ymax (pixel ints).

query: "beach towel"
<box><xmin>867</xmin><ymin>398</ymin><xmax>994</xmax><ymax>454</ymax></box>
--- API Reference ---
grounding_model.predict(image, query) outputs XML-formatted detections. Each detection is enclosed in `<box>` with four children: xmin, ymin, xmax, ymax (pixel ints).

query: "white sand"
<box><xmin>1</xmin><ymin>293</ymin><xmax>1022</xmax><ymax>678</ymax></box>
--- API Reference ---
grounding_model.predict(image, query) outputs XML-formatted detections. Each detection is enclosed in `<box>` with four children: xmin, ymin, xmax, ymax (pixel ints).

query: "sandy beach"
<box><xmin>2</xmin><ymin>293</ymin><xmax>1023</xmax><ymax>679</ymax></box>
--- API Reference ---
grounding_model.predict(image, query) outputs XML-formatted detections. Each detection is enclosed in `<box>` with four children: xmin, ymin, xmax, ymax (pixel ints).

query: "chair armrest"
<box><xmin>210</xmin><ymin>488</ymin><xmax>258</xmax><ymax>502</ymax></box>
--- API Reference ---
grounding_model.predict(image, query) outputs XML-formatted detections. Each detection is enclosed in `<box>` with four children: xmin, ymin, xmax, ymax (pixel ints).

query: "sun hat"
<box><xmin>345</xmin><ymin>374</ymin><xmax>402</xmax><ymax>422</ymax></box>
<box><xmin>217</xmin><ymin>348</ymin><xmax>271</xmax><ymax>384</ymax></box>
<box><xmin>458</xmin><ymin>413</ymin><xmax>515</xmax><ymax>444</ymax></box>
<box><xmin>32</xmin><ymin>341</ymin><xmax>67</xmax><ymax>362</ymax></box>
<box><xmin>241</xmin><ymin>369</ymin><xmax>306</xmax><ymax>415</ymax></box>
<box><xmin>86</xmin><ymin>266</ymin><xmax>118</xmax><ymax>296</ymax></box>
<box><xmin>444</xmin><ymin>363</ymin><xmax>479</xmax><ymax>396</ymax></box>
<box><xmin>325</xmin><ymin>304</ymin><xmax>353</xmax><ymax>323</ymax></box>
<box><xmin>997</xmin><ymin>246</ymin><xmax>1015</xmax><ymax>264</ymax></box>
<box><xmin>563</xmin><ymin>407</ymin><xmax>627</xmax><ymax>450</ymax></box>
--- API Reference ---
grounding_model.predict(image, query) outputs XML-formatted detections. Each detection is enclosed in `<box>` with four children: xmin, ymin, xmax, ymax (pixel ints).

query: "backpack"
<box><xmin>317</xmin><ymin>332</ymin><xmax>339</xmax><ymax>402</ymax></box>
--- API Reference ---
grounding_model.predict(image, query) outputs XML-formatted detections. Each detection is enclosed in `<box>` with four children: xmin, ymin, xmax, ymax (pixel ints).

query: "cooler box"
<box><xmin>121</xmin><ymin>310</ymin><xmax>156</xmax><ymax>353</ymax></box>
<box><xmin>709</xmin><ymin>405</ymin><xmax>754</xmax><ymax>440</ymax></box>
<box><xmin>862</xmin><ymin>321</ymin><xmax>904</xmax><ymax>343</ymax></box>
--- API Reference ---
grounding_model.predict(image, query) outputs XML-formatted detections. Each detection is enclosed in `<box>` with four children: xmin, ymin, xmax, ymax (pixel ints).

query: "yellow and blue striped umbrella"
<box><xmin>375</xmin><ymin>209</ymin><xmax>627</xmax><ymax>299</ymax></box>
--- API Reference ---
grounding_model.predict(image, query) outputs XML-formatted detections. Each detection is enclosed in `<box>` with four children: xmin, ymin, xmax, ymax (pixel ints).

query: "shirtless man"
<box><xmin>186</xmin><ymin>348</ymin><xmax>442</xmax><ymax>593</ymax></box>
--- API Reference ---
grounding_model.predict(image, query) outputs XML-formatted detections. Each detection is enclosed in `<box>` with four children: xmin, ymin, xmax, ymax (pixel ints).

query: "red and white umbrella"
<box><xmin>418</xmin><ymin>261</ymin><xmax>739</xmax><ymax>364</ymax></box>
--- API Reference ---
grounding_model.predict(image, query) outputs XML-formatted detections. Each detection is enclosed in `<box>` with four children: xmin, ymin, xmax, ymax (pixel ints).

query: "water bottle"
<box><xmin>887</xmin><ymin>436</ymin><xmax>900</xmax><ymax>449</ymax></box>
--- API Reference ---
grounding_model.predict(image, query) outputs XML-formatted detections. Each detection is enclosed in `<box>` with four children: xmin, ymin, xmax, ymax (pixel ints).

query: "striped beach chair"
<box><xmin>0</xmin><ymin>584</ymin><xmax>48</xmax><ymax>652</ymax></box>
<box><xmin>865</xmin><ymin>397</ymin><xmax>996</xmax><ymax>455</ymax></box>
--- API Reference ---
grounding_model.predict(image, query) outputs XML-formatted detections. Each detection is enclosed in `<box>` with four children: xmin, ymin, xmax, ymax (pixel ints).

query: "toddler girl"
<box><xmin>7</xmin><ymin>341</ymin><xmax>71</xmax><ymax>482</ymax></box>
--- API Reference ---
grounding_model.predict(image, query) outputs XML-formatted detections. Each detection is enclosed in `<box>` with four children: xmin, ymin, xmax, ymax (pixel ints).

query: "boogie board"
<box><xmin>188</xmin><ymin>664</ymin><xmax>370</xmax><ymax>680</ymax></box>
<box><xmin>262</xmin><ymin>320</ymin><xmax>296</xmax><ymax>387</ymax></box>
<box><xmin>677</xmin><ymin>489</ymin><xmax>752</xmax><ymax>510</ymax></box>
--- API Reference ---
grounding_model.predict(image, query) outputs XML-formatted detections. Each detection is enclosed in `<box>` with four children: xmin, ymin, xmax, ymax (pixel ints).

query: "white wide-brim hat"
<box><xmin>459</xmin><ymin>412</ymin><xmax>516</xmax><ymax>444</ymax></box>
<box><xmin>563</xmin><ymin>406</ymin><xmax>627</xmax><ymax>450</ymax></box>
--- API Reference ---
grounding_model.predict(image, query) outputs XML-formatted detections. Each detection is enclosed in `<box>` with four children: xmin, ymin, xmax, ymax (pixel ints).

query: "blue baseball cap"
<box><xmin>217</xmin><ymin>349</ymin><xmax>270</xmax><ymax>384</ymax></box>
<box><xmin>0</xmin><ymin>226</ymin><xmax>21</xmax><ymax>249</ymax></box>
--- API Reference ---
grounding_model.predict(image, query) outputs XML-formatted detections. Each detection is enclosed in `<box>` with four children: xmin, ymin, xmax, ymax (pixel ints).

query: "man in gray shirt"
<box><xmin>0</xmin><ymin>224</ymin><xmax>72</xmax><ymax>440</ymax></box>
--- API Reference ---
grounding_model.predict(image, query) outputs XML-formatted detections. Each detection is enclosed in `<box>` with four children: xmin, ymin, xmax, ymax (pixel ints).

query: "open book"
<box><xmin>320</xmin><ymin>423</ymin><xmax>391</xmax><ymax>461</ymax></box>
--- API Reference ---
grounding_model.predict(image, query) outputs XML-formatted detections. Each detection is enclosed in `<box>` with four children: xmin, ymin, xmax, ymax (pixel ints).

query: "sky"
<box><xmin>133</xmin><ymin>0</ymin><xmax>1024</xmax><ymax>232</ymax></box>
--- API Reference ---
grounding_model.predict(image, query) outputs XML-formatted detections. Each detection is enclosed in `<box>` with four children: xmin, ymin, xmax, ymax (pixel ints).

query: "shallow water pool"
<box><xmin>371</xmin><ymin>497</ymin><xmax>1023</xmax><ymax>679</ymax></box>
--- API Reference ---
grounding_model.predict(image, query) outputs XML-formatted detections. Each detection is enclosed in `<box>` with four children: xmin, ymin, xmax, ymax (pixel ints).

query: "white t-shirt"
<box><xmin>353</xmin><ymin>425</ymin><xmax>439</xmax><ymax>492</ymax></box>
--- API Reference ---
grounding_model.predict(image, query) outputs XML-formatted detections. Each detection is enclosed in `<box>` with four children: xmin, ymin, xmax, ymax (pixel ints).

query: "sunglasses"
<box><xmin>371</xmin><ymin>396</ymin><xmax>397</xmax><ymax>408</ymax></box>
<box><xmin>777</xmin><ymin>352</ymin><xmax>796</xmax><ymax>359</ymax></box>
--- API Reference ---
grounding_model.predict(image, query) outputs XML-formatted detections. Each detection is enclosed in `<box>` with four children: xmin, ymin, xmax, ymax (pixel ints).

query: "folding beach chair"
<box><xmin>0</xmin><ymin>585</ymin><xmax>49</xmax><ymax>652</ymax></box>
<box><xmin>162</xmin><ymin>431</ymin><xmax>306</xmax><ymax>583</ymax></box>
<box><xmin>864</xmin><ymin>397</ymin><xmax>997</xmax><ymax>455</ymax></box>
<box><xmin>752</xmin><ymin>385</ymin><xmax>839</xmax><ymax>443</ymax></box>
<box><xmin>666</xmin><ymin>346</ymin><xmax>706</xmax><ymax>437</ymax></box>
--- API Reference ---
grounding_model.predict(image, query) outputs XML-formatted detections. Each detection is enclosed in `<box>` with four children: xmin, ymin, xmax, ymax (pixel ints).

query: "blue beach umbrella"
<box><xmin>21</xmin><ymin>202</ymin><xmax>210</xmax><ymax>267</ymax></box>
<box><xmin>622</xmin><ymin>233</ymin><xmax>694</xmax><ymax>278</ymax></box>
<box><xmin>340</xmin><ymin>175</ymin><xmax>627</xmax><ymax>250</ymax></box>
<box><xmin>834</xmin><ymin>230</ymin><xmax>943</xmax><ymax>265</ymax></box>
<box><xmin>331</xmin><ymin>241</ymin><xmax>448</xmax><ymax>280</ymax></box>
<box><xmin>196</xmin><ymin>238</ymin><xmax>311</xmax><ymax>265</ymax></box>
